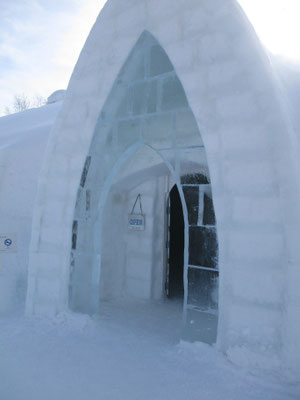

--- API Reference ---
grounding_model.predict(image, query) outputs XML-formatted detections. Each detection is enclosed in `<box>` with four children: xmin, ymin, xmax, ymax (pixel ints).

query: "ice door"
<box><xmin>165</xmin><ymin>192</ymin><xmax>171</xmax><ymax>297</ymax></box>
<box><xmin>181</xmin><ymin>174</ymin><xmax>219</xmax><ymax>344</ymax></box>
<box><xmin>165</xmin><ymin>185</ymin><xmax>184</xmax><ymax>299</ymax></box>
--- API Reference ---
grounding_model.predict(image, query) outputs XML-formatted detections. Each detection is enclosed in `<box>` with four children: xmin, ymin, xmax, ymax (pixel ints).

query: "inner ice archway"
<box><xmin>68</xmin><ymin>32</ymin><xmax>219</xmax><ymax>343</ymax></box>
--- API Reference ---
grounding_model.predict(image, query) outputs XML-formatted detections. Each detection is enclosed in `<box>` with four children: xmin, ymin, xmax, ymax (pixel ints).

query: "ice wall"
<box><xmin>25</xmin><ymin>0</ymin><xmax>300</xmax><ymax>381</ymax></box>
<box><xmin>100</xmin><ymin>175</ymin><xmax>166</xmax><ymax>301</ymax></box>
<box><xmin>0</xmin><ymin>104</ymin><xmax>60</xmax><ymax>313</ymax></box>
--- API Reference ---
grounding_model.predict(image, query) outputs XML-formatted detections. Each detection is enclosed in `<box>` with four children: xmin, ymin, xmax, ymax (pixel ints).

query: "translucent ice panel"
<box><xmin>187</xmin><ymin>267</ymin><xmax>219</xmax><ymax>310</ymax></box>
<box><xmin>183</xmin><ymin>307</ymin><xmax>218</xmax><ymax>344</ymax></box>
<box><xmin>183</xmin><ymin>186</ymin><xmax>199</xmax><ymax>226</ymax></box>
<box><xmin>146</xmin><ymin>81</ymin><xmax>158</xmax><ymax>114</ymax></box>
<box><xmin>203</xmin><ymin>193</ymin><xmax>216</xmax><ymax>226</ymax></box>
<box><xmin>115</xmin><ymin>92</ymin><xmax>128</xmax><ymax>119</ymax></box>
<box><xmin>181</xmin><ymin>173</ymin><xmax>210</xmax><ymax>185</ymax></box>
<box><xmin>176</xmin><ymin>109</ymin><xmax>203</xmax><ymax>147</ymax></box>
<box><xmin>157</xmin><ymin>148</ymin><xmax>178</xmax><ymax>173</ymax></box>
<box><xmin>117</xmin><ymin>119</ymin><xmax>141</xmax><ymax>152</ymax></box>
<box><xmin>101</xmin><ymin>85</ymin><xmax>130</xmax><ymax>122</ymax></box>
<box><xmin>90</xmin><ymin>122</ymin><xmax>114</xmax><ymax>156</ymax></box>
<box><xmin>189</xmin><ymin>226</ymin><xmax>218</xmax><ymax>268</ymax></box>
<box><xmin>149</xmin><ymin>44</ymin><xmax>174</xmax><ymax>77</ymax></box>
<box><xmin>179</xmin><ymin>147</ymin><xmax>209</xmax><ymax>177</ymax></box>
<box><xmin>113</xmin><ymin>82</ymin><xmax>158</xmax><ymax>119</ymax></box>
<box><xmin>143</xmin><ymin>113</ymin><xmax>174</xmax><ymax>148</ymax></box>
<box><xmin>129</xmin><ymin>82</ymin><xmax>148</xmax><ymax>116</ymax></box>
<box><xmin>105</xmin><ymin>126</ymin><xmax>117</xmax><ymax>152</ymax></box>
<box><xmin>117</xmin><ymin>44</ymin><xmax>145</xmax><ymax>83</ymax></box>
<box><xmin>161</xmin><ymin>76</ymin><xmax>188</xmax><ymax>111</ymax></box>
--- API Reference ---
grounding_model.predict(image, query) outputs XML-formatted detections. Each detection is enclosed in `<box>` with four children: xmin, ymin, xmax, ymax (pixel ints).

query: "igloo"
<box><xmin>1</xmin><ymin>0</ymin><xmax>300</xmax><ymax>382</ymax></box>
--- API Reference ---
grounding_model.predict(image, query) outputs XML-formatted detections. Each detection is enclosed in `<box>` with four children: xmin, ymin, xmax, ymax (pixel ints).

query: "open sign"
<box><xmin>128</xmin><ymin>214</ymin><xmax>145</xmax><ymax>231</ymax></box>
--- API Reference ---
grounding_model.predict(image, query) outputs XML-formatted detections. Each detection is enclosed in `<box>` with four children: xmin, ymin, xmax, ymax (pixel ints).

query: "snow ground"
<box><xmin>0</xmin><ymin>300</ymin><xmax>299</xmax><ymax>400</ymax></box>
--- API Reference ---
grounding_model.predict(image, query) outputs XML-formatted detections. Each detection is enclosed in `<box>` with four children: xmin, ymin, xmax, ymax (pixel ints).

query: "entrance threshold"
<box><xmin>98</xmin><ymin>298</ymin><xmax>183</xmax><ymax>344</ymax></box>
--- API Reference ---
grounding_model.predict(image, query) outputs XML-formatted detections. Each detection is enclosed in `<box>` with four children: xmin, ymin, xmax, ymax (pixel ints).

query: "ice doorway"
<box><xmin>98</xmin><ymin>146</ymin><xmax>180</xmax><ymax>305</ymax></box>
<box><xmin>166</xmin><ymin>185</ymin><xmax>184</xmax><ymax>300</ymax></box>
<box><xmin>96</xmin><ymin>147</ymin><xmax>185</xmax><ymax>342</ymax></box>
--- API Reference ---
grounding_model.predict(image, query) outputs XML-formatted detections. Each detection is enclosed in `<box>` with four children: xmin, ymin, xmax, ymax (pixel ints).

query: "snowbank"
<box><xmin>0</xmin><ymin>300</ymin><xmax>299</xmax><ymax>400</ymax></box>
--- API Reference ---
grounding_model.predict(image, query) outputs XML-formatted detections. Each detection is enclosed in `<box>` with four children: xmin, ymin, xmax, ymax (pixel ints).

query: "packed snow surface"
<box><xmin>47</xmin><ymin>89</ymin><xmax>66</xmax><ymax>104</ymax></box>
<box><xmin>0</xmin><ymin>300</ymin><xmax>299</xmax><ymax>400</ymax></box>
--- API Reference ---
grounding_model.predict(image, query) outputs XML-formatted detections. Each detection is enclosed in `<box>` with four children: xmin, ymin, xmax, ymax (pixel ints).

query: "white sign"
<box><xmin>128</xmin><ymin>214</ymin><xmax>145</xmax><ymax>231</ymax></box>
<box><xmin>0</xmin><ymin>233</ymin><xmax>17</xmax><ymax>253</ymax></box>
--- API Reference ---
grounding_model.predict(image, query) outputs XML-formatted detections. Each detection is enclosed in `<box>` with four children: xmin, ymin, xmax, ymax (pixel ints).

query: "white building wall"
<box><xmin>25</xmin><ymin>0</ymin><xmax>300</xmax><ymax>381</ymax></box>
<box><xmin>0</xmin><ymin>104</ymin><xmax>60</xmax><ymax>314</ymax></box>
<box><xmin>125</xmin><ymin>180</ymin><xmax>162</xmax><ymax>300</ymax></box>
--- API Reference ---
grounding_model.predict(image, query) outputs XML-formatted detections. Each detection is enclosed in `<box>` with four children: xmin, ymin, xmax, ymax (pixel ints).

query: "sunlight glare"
<box><xmin>238</xmin><ymin>0</ymin><xmax>300</xmax><ymax>60</ymax></box>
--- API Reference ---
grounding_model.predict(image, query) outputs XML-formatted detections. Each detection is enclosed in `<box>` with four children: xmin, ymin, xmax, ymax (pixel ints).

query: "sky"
<box><xmin>0</xmin><ymin>0</ymin><xmax>300</xmax><ymax>116</ymax></box>
<box><xmin>0</xmin><ymin>0</ymin><xmax>106</xmax><ymax>115</ymax></box>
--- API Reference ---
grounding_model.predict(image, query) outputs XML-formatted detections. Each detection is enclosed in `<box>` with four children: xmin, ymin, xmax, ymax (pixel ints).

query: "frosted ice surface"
<box><xmin>161</xmin><ymin>76</ymin><xmax>189</xmax><ymax>111</ymax></box>
<box><xmin>179</xmin><ymin>147</ymin><xmax>209</xmax><ymax>176</ymax></box>
<box><xmin>146</xmin><ymin>80</ymin><xmax>158</xmax><ymax>113</ymax></box>
<box><xmin>118</xmin><ymin>46</ymin><xmax>145</xmax><ymax>83</ymax></box>
<box><xmin>175</xmin><ymin>109</ymin><xmax>204</xmax><ymax>147</ymax></box>
<box><xmin>117</xmin><ymin>119</ymin><xmax>141</xmax><ymax>151</ymax></box>
<box><xmin>129</xmin><ymin>82</ymin><xmax>149</xmax><ymax>115</ymax></box>
<box><xmin>184</xmin><ymin>307</ymin><xmax>218</xmax><ymax>344</ymax></box>
<box><xmin>143</xmin><ymin>113</ymin><xmax>174</xmax><ymax>148</ymax></box>
<box><xmin>150</xmin><ymin>44</ymin><xmax>173</xmax><ymax>77</ymax></box>
<box><xmin>188</xmin><ymin>281</ymin><xmax>218</xmax><ymax>310</ymax></box>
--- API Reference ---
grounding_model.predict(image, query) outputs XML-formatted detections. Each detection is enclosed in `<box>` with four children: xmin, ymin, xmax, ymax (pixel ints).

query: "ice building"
<box><xmin>1</xmin><ymin>0</ymin><xmax>300</xmax><ymax>382</ymax></box>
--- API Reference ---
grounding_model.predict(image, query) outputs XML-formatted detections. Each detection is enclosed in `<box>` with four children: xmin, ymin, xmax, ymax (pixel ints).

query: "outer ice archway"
<box><xmin>67</xmin><ymin>30</ymin><xmax>218</xmax><ymax>341</ymax></box>
<box><xmin>26</xmin><ymin>0</ymin><xmax>300</xmax><ymax>380</ymax></box>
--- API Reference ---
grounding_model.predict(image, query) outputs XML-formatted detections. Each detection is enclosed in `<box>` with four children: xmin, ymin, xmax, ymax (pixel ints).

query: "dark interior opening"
<box><xmin>167</xmin><ymin>185</ymin><xmax>184</xmax><ymax>298</ymax></box>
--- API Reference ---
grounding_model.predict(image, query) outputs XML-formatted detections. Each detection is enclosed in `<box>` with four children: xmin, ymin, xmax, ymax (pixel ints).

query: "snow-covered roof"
<box><xmin>47</xmin><ymin>90</ymin><xmax>66</xmax><ymax>105</ymax></box>
<box><xmin>0</xmin><ymin>102</ymin><xmax>61</xmax><ymax>150</ymax></box>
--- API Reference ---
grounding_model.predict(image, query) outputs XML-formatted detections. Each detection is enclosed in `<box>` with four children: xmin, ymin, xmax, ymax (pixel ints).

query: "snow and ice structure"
<box><xmin>1</xmin><ymin>0</ymin><xmax>300</xmax><ymax>382</ymax></box>
<box><xmin>0</xmin><ymin>103</ymin><xmax>61</xmax><ymax>313</ymax></box>
<box><xmin>47</xmin><ymin>90</ymin><xmax>66</xmax><ymax>105</ymax></box>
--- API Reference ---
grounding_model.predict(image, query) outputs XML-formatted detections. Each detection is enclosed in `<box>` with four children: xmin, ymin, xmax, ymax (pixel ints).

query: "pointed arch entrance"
<box><xmin>25</xmin><ymin>0</ymin><xmax>299</xmax><ymax>377</ymax></box>
<box><xmin>68</xmin><ymin>31</ymin><xmax>219</xmax><ymax>343</ymax></box>
<box><xmin>167</xmin><ymin>184</ymin><xmax>184</xmax><ymax>299</ymax></box>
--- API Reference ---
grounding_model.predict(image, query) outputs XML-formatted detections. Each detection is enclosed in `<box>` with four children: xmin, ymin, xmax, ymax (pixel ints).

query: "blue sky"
<box><xmin>0</xmin><ymin>0</ymin><xmax>299</xmax><ymax>115</ymax></box>
<box><xmin>0</xmin><ymin>0</ymin><xmax>105</xmax><ymax>114</ymax></box>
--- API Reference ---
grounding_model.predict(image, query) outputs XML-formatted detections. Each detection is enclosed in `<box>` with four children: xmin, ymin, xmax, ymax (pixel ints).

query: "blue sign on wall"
<box><xmin>128</xmin><ymin>214</ymin><xmax>145</xmax><ymax>231</ymax></box>
<box><xmin>0</xmin><ymin>234</ymin><xmax>17</xmax><ymax>252</ymax></box>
